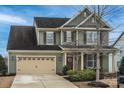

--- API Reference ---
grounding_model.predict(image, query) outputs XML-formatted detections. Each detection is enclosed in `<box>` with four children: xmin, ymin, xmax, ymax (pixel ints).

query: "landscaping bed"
<box><xmin>0</xmin><ymin>75</ymin><xmax>15</xmax><ymax>88</ymax></box>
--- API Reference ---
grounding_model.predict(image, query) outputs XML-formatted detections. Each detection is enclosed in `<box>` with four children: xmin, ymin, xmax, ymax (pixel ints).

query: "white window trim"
<box><xmin>86</xmin><ymin>31</ymin><xmax>97</xmax><ymax>45</ymax></box>
<box><xmin>86</xmin><ymin>54</ymin><xmax>96</xmax><ymax>69</ymax></box>
<box><xmin>46</xmin><ymin>32</ymin><xmax>54</xmax><ymax>45</ymax></box>
<box><xmin>66</xmin><ymin>31</ymin><xmax>72</xmax><ymax>42</ymax></box>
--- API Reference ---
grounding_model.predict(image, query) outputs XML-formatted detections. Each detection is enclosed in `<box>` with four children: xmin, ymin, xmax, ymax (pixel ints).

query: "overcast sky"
<box><xmin>0</xmin><ymin>5</ymin><xmax>124</xmax><ymax>56</ymax></box>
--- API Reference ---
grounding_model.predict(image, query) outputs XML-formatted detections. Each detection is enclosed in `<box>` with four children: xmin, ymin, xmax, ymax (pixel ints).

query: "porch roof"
<box><xmin>60</xmin><ymin>45</ymin><xmax>117</xmax><ymax>53</ymax></box>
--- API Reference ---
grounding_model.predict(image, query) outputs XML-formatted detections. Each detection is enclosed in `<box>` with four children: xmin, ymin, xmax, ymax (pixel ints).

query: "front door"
<box><xmin>67</xmin><ymin>57</ymin><xmax>73</xmax><ymax>69</ymax></box>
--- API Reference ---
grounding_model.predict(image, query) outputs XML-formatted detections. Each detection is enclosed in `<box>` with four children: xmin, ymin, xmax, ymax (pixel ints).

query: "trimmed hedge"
<box><xmin>67</xmin><ymin>69</ymin><xmax>96</xmax><ymax>81</ymax></box>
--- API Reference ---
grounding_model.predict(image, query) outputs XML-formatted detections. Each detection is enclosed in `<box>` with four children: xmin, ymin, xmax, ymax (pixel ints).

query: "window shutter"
<box><xmin>84</xmin><ymin>32</ymin><xmax>87</xmax><ymax>44</ymax></box>
<box><xmin>54</xmin><ymin>32</ymin><xmax>56</xmax><ymax>45</ymax></box>
<box><xmin>71</xmin><ymin>31</ymin><xmax>74</xmax><ymax>42</ymax></box>
<box><xmin>44</xmin><ymin>32</ymin><xmax>46</xmax><ymax>45</ymax></box>
<box><xmin>64</xmin><ymin>31</ymin><xmax>66</xmax><ymax>42</ymax></box>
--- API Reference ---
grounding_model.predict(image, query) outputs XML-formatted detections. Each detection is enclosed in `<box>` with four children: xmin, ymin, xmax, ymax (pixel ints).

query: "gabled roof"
<box><xmin>61</xmin><ymin>7</ymin><xmax>92</xmax><ymax>27</ymax></box>
<box><xmin>34</xmin><ymin>17</ymin><xmax>70</xmax><ymax>28</ymax></box>
<box><xmin>7</xmin><ymin>26</ymin><xmax>62</xmax><ymax>50</ymax></box>
<box><xmin>112</xmin><ymin>32</ymin><xmax>124</xmax><ymax>46</ymax></box>
<box><xmin>61</xmin><ymin>7</ymin><xmax>111</xmax><ymax>29</ymax></box>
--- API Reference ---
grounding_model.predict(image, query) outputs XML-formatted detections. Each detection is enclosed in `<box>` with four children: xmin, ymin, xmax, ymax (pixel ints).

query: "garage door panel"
<box><xmin>17</xmin><ymin>56</ymin><xmax>56</xmax><ymax>74</ymax></box>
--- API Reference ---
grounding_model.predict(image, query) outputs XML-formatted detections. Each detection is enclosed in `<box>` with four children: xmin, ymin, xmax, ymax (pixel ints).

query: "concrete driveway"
<box><xmin>11</xmin><ymin>74</ymin><xmax>78</xmax><ymax>88</ymax></box>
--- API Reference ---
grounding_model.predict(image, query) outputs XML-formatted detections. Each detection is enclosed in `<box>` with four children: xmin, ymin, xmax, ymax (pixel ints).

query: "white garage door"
<box><xmin>16</xmin><ymin>56</ymin><xmax>56</xmax><ymax>74</ymax></box>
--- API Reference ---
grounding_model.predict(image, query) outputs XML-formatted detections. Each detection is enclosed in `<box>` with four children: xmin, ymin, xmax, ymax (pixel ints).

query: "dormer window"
<box><xmin>84</xmin><ymin>12</ymin><xmax>87</xmax><ymax>17</ymax></box>
<box><xmin>46</xmin><ymin>32</ymin><xmax>54</xmax><ymax>45</ymax></box>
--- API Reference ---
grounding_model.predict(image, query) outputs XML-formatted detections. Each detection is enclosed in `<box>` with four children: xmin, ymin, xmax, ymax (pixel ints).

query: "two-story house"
<box><xmin>7</xmin><ymin>7</ymin><xmax>117</xmax><ymax>74</ymax></box>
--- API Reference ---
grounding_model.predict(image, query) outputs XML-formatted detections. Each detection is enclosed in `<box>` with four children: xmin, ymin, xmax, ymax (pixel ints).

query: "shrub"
<box><xmin>68</xmin><ymin>69</ymin><xmax>96</xmax><ymax>81</ymax></box>
<box><xmin>62</xmin><ymin>65</ymin><xmax>70</xmax><ymax>75</ymax></box>
<box><xmin>80</xmin><ymin>69</ymin><xmax>96</xmax><ymax>81</ymax></box>
<box><xmin>69</xmin><ymin>74</ymin><xmax>81</xmax><ymax>81</ymax></box>
<box><xmin>67</xmin><ymin>70</ymin><xmax>77</xmax><ymax>75</ymax></box>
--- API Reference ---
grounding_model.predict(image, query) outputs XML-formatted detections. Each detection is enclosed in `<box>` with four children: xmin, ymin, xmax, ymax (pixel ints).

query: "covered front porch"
<box><xmin>62</xmin><ymin>46</ymin><xmax>117</xmax><ymax>73</ymax></box>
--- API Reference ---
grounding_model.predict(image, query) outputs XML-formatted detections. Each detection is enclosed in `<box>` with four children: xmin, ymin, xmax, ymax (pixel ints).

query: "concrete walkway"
<box><xmin>11</xmin><ymin>74</ymin><xmax>78</xmax><ymax>88</ymax></box>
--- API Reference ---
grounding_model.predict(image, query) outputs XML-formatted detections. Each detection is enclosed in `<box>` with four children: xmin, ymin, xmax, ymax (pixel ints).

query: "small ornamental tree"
<box><xmin>119</xmin><ymin>57</ymin><xmax>124</xmax><ymax>75</ymax></box>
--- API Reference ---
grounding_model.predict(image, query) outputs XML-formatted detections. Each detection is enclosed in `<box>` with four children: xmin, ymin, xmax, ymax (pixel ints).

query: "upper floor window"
<box><xmin>46</xmin><ymin>32</ymin><xmax>54</xmax><ymax>45</ymax></box>
<box><xmin>86</xmin><ymin>31</ymin><xmax>97</xmax><ymax>45</ymax></box>
<box><xmin>66</xmin><ymin>31</ymin><xmax>72</xmax><ymax>42</ymax></box>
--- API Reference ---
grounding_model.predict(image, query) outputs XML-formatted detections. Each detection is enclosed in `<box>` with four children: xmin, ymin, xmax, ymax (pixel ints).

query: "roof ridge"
<box><xmin>34</xmin><ymin>16</ymin><xmax>70</xmax><ymax>19</ymax></box>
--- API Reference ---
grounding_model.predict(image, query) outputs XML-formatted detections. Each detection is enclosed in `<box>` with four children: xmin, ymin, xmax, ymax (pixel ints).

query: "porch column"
<box><xmin>81</xmin><ymin>52</ymin><xmax>84</xmax><ymax>70</ymax></box>
<box><xmin>76</xmin><ymin>30</ymin><xmax>78</xmax><ymax>46</ymax></box>
<box><xmin>112</xmin><ymin>52</ymin><xmax>116</xmax><ymax>73</ymax></box>
<box><xmin>63</xmin><ymin>52</ymin><xmax>67</xmax><ymax>66</ymax></box>
<box><xmin>61</xmin><ymin>30</ymin><xmax>63</xmax><ymax>45</ymax></box>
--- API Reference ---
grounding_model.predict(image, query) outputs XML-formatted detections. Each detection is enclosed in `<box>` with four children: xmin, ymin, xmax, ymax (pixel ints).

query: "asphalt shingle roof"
<box><xmin>7</xmin><ymin>26</ymin><xmax>62</xmax><ymax>50</ymax></box>
<box><xmin>34</xmin><ymin>17</ymin><xmax>70</xmax><ymax>28</ymax></box>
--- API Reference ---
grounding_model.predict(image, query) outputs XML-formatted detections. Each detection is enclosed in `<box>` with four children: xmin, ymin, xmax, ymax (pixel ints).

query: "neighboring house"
<box><xmin>7</xmin><ymin>7</ymin><xmax>117</xmax><ymax>74</ymax></box>
<box><xmin>112</xmin><ymin>32</ymin><xmax>124</xmax><ymax>70</ymax></box>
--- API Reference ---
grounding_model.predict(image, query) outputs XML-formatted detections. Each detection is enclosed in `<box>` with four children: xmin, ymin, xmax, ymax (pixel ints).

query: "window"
<box><xmin>33</xmin><ymin>58</ymin><xmax>35</xmax><ymax>60</ymax></box>
<box><xmin>46</xmin><ymin>32</ymin><xmax>54</xmax><ymax>45</ymax></box>
<box><xmin>23</xmin><ymin>57</ymin><xmax>26</xmax><ymax>60</ymax></box>
<box><xmin>37</xmin><ymin>58</ymin><xmax>40</xmax><ymax>60</ymax></box>
<box><xmin>84</xmin><ymin>12</ymin><xmax>87</xmax><ymax>17</ymax></box>
<box><xmin>66</xmin><ymin>31</ymin><xmax>72</xmax><ymax>42</ymax></box>
<box><xmin>86</xmin><ymin>54</ymin><xmax>96</xmax><ymax>68</ymax></box>
<box><xmin>28</xmin><ymin>58</ymin><xmax>31</xmax><ymax>60</ymax></box>
<box><xmin>86</xmin><ymin>31</ymin><xmax>97</xmax><ymax>45</ymax></box>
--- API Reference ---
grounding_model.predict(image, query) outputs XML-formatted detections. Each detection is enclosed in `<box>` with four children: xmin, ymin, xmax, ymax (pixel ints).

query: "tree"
<box><xmin>0</xmin><ymin>54</ymin><xmax>7</xmax><ymax>75</ymax></box>
<box><xmin>68</xmin><ymin>5</ymin><xmax>124</xmax><ymax>81</ymax></box>
<box><xmin>88</xmin><ymin>5</ymin><xmax>124</xmax><ymax>81</ymax></box>
<box><xmin>119</xmin><ymin>57</ymin><xmax>124</xmax><ymax>75</ymax></box>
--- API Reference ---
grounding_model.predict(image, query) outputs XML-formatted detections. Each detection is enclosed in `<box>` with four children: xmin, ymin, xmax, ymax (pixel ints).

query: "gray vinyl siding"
<box><xmin>79</xmin><ymin>16</ymin><xmax>96</xmax><ymax>28</ymax></box>
<box><xmin>72</xmin><ymin>31</ymin><xmax>76</xmax><ymax>42</ymax></box>
<box><xmin>8</xmin><ymin>53</ymin><xmax>16</xmax><ymax>74</ymax></box>
<box><xmin>56</xmin><ymin>54</ymin><xmax>63</xmax><ymax>74</ymax></box>
<box><xmin>65</xmin><ymin>9</ymin><xmax>90</xmax><ymax>27</ymax></box>
<box><xmin>55</xmin><ymin>32</ymin><xmax>60</xmax><ymax>45</ymax></box>
<box><xmin>78</xmin><ymin>31</ymin><xmax>84</xmax><ymax>45</ymax></box>
<box><xmin>102</xmin><ymin>55</ymin><xmax>109</xmax><ymax>72</ymax></box>
<box><xmin>101</xmin><ymin>31</ymin><xmax>108</xmax><ymax>46</ymax></box>
<box><xmin>39</xmin><ymin>31</ymin><xmax>44</xmax><ymax>45</ymax></box>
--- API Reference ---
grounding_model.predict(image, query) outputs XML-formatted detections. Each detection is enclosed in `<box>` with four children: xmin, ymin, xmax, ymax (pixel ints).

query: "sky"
<box><xmin>0</xmin><ymin>5</ymin><xmax>124</xmax><ymax>57</ymax></box>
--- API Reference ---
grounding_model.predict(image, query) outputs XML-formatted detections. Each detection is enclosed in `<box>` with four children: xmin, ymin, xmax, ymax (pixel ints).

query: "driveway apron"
<box><xmin>11</xmin><ymin>74</ymin><xmax>78</xmax><ymax>88</ymax></box>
